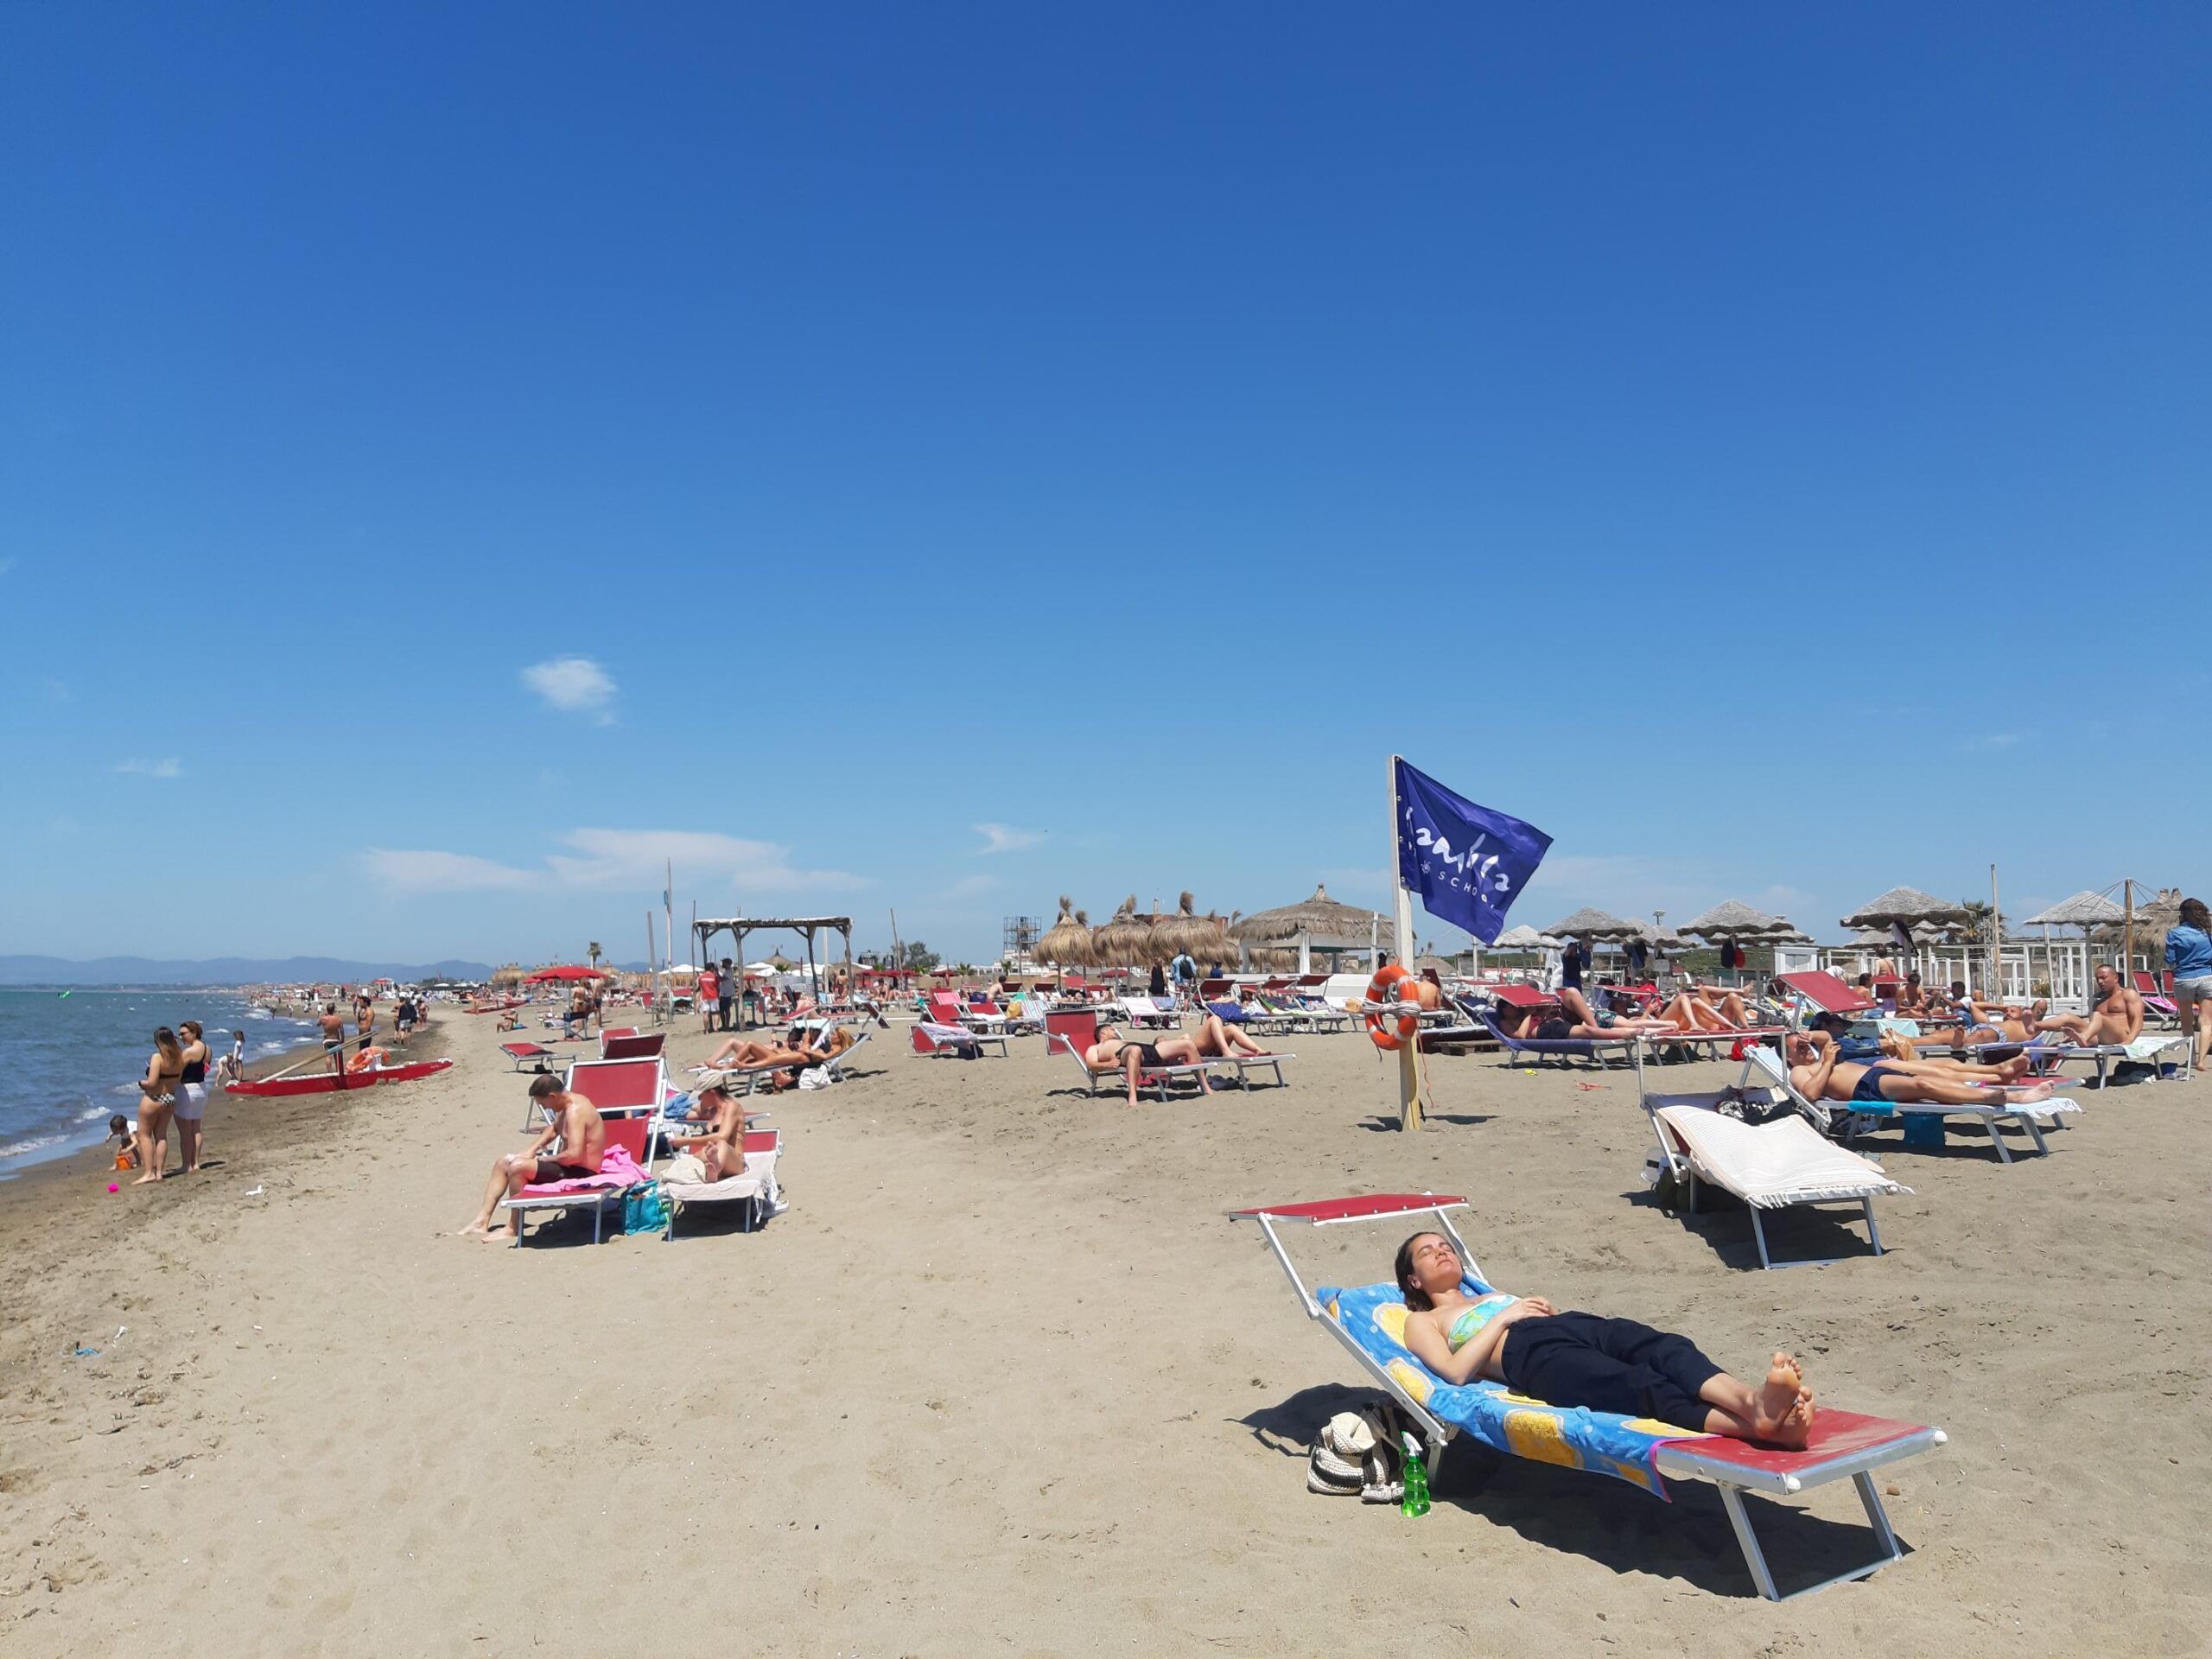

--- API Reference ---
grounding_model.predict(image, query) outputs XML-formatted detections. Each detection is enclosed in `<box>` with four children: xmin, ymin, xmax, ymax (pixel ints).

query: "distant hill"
<box><xmin>0</xmin><ymin>955</ymin><xmax>500</xmax><ymax>987</ymax></box>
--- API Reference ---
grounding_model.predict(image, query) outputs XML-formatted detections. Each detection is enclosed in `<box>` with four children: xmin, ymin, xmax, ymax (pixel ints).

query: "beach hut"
<box><xmin>1231</xmin><ymin>883</ymin><xmax>1395</xmax><ymax>974</ymax></box>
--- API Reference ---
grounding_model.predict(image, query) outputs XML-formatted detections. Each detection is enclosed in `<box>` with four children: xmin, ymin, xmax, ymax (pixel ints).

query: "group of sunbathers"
<box><xmin>1494</xmin><ymin>982</ymin><xmax>1764</xmax><ymax>1044</ymax></box>
<box><xmin>702</xmin><ymin>1022</ymin><xmax>856</xmax><ymax>1090</ymax></box>
<box><xmin>1082</xmin><ymin>1014</ymin><xmax>1273</xmax><ymax>1106</ymax></box>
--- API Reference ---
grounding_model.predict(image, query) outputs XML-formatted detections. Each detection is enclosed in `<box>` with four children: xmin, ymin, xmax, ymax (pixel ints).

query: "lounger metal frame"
<box><xmin>1232</xmin><ymin>1193</ymin><xmax>1946</xmax><ymax>1601</ymax></box>
<box><xmin>1745</xmin><ymin>1045</ymin><xmax>2079</xmax><ymax>1166</ymax></box>
<box><xmin>1047</xmin><ymin>1032</ymin><xmax>1237</xmax><ymax>1101</ymax></box>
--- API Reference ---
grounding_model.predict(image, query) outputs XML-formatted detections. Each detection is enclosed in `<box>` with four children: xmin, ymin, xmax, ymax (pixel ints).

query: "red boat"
<box><xmin>226</xmin><ymin>1058</ymin><xmax>454</xmax><ymax>1097</ymax></box>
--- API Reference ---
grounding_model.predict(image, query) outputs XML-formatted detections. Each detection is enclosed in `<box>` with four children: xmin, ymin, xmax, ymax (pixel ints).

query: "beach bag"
<box><xmin>620</xmin><ymin>1180</ymin><xmax>669</xmax><ymax>1235</ymax></box>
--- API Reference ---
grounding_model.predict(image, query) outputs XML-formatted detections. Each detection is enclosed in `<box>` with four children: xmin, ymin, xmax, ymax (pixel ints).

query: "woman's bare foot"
<box><xmin>1783</xmin><ymin>1388</ymin><xmax>1816</xmax><ymax>1441</ymax></box>
<box><xmin>1749</xmin><ymin>1353</ymin><xmax>1802</xmax><ymax>1427</ymax></box>
<box><xmin>2004</xmin><ymin>1080</ymin><xmax>2056</xmax><ymax>1104</ymax></box>
<box><xmin>131</xmin><ymin>1173</ymin><xmax>162</xmax><ymax>1185</ymax></box>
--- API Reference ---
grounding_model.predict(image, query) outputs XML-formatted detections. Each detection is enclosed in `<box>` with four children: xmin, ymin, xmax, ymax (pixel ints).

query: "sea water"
<box><xmin>0</xmin><ymin>988</ymin><xmax>322</xmax><ymax>1178</ymax></box>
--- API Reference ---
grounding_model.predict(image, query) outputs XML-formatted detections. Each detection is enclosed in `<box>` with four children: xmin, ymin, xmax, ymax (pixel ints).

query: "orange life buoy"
<box><xmin>1363</xmin><ymin>965</ymin><xmax>1422</xmax><ymax>1051</ymax></box>
<box><xmin>347</xmin><ymin>1046</ymin><xmax>387</xmax><ymax>1074</ymax></box>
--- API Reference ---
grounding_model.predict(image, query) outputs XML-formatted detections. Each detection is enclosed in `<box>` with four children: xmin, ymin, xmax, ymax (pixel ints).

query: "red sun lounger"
<box><xmin>520</xmin><ymin>1054</ymin><xmax>671</xmax><ymax>1129</ymax></box>
<box><xmin>501</xmin><ymin>1041</ymin><xmax>556</xmax><ymax>1073</ymax></box>
<box><xmin>1776</xmin><ymin>971</ymin><xmax>1881</xmax><ymax>1016</ymax></box>
<box><xmin>601</xmin><ymin>1030</ymin><xmax>666</xmax><ymax>1061</ymax></box>
<box><xmin>500</xmin><ymin>1116</ymin><xmax>650</xmax><ymax>1245</ymax></box>
<box><xmin>1232</xmin><ymin>1193</ymin><xmax>1947</xmax><ymax>1601</ymax></box>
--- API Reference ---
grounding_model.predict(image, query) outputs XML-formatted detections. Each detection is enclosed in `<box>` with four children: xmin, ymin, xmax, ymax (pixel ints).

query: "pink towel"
<box><xmin>518</xmin><ymin>1145</ymin><xmax>645</xmax><ymax>1197</ymax></box>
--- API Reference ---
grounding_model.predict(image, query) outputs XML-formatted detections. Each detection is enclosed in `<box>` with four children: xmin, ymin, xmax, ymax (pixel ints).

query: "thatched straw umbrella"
<box><xmin>1232</xmin><ymin>884</ymin><xmax>1392</xmax><ymax>969</ymax></box>
<box><xmin>1152</xmin><ymin>896</ymin><xmax>1237</xmax><ymax>968</ymax></box>
<box><xmin>1147</xmin><ymin>893</ymin><xmax>1211</xmax><ymax>958</ymax></box>
<box><xmin>489</xmin><ymin>963</ymin><xmax>525</xmax><ymax>988</ymax></box>
<box><xmin>2019</xmin><ymin>891</ymin><xmax>2123</xmax><ymax>930</ymax></box>
<box><xmin>1037</xmin><ymin>896</ymin><xmax>1094</xmax><ymax>967</ymax></box>
<box><xmin>1091</xmin><ymin>896</ymin><xmax>1152</xmax><ymax>969</ymax></box>
<box><xmin>1544</xmin><ymin>906</ymin><xmax>1640</xmax><ymax>941</ymax></box>
<box><xmin>1840</xmin><ymin>887</ymin><xmax>1970</xmax><ymax>934</ymax></box>
<box><xmin>1682</xmin><ymin>899</ymin><xmax>1788</xmax><ymax>941</ymax></box>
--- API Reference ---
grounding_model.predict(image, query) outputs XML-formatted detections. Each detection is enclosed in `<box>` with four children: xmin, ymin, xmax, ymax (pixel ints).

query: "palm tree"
<box><xmin>587</xmin><ymin>941</ymin><xmax>602</xmax><ymax>973</ymax></box>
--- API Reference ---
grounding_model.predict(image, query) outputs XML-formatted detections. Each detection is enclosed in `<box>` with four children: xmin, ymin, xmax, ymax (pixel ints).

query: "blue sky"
<box><xmin>3</xmin><ymin>3</ymin><xmax>2206</xmax><ymax>964</ymax></box>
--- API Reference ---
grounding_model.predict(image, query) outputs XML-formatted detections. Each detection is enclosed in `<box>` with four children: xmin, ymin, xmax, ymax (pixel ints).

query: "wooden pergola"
<box><xmin>693</xmin><ymin>916</ymin><xmax>854</xmax><ymax>1029</ymax></box>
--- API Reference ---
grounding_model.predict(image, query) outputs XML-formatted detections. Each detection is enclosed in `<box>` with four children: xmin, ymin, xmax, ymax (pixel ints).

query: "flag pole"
<box><xmin>1389</xmin><ymin>754</ymin><xmax>1421</xmax><ymax>1132</ymax></box>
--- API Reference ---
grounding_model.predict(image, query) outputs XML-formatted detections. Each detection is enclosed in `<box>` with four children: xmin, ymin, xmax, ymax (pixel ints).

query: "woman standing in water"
<box><xmin>174</xmin><ymin>1020</ymin><xmax>211</xmax><ymax>1173</ymax></box>
<box><xmin>134</xmin><ymin>1027</ymin><xmax>184</xmax><ymax>1185</ymax></box>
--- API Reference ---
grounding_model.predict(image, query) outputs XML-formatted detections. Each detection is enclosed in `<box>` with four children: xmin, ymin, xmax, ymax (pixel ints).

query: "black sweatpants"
<box><xmin>1497</xmin><ymin>1311</ymin><xmax>1723</xmax><ymax>1426</ymax></box>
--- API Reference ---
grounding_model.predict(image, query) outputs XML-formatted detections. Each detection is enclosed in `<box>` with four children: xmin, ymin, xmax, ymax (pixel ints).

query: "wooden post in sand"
<box><xmin>1988</xmin><ymin>864</ymin><xmax>2001</xmax><ymax>998</ymax></box>
<box><xmin>1389</xmin><ymin>754</ymin><xmax>1421</xmax><ymax>1133</ymax></box>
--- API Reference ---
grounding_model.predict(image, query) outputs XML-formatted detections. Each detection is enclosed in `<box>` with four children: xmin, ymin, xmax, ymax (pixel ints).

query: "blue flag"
<box><xmin>1395</xmin><ymin>758</ymin><xmax>1552</xmax><ymax>946</ymax></box>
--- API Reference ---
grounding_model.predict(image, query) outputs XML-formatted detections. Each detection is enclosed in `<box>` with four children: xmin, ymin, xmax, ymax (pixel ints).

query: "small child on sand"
<box><xmin>108</xmin><ymin>1115</ymin><xmax>139</xmax><ymax>1171</ymax></box>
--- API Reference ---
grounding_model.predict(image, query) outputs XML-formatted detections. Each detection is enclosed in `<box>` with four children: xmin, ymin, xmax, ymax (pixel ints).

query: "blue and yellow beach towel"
<box><xmin>1313</xmin><ymin>1280</ymin><xmax>1709</xmax><ymax>1498</ymax></box>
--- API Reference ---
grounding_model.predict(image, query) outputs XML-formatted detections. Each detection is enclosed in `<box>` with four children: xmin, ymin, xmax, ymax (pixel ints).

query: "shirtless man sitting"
<box><xmin>457</xmin><ymin>1074</ymin><xmax>606</xmax><ymax>1243</ymax></box>
<box><xmin>1784</xmin><ymin>1029</ymin><xmax>2056</xmax><ymax>1109</ymax></box>
<box><xmin>2035</xmin><ymin>966</ymin><xmax>2145</xmax><ymax>1048</ymax></box>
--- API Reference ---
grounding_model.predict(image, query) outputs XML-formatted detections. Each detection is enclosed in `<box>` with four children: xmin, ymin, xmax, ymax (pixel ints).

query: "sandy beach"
<box><xmin>1</xmin><ymin>1005</ymin><xmax>2205</xmax><ymax>1656</ymax></box>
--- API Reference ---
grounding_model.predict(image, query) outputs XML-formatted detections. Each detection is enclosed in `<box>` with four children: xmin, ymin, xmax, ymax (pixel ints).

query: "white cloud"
<box><xmin>974</xmin><ymin>823</ymin><xmax>1046</xmax><ymax>855</ymax></box>
<box><xmin>1983</xmin><ymin>733</ymin><xmax>2021</xmax><ymax>748</ymax></box>
<box><xmin>363</xmin><ymin>849</ymin><xmax>538</xmax><ymax>894</ymax></box>
<box><xmin>361</xmin><ymin>829</ymin><xmax>867</xmax><ymax>899</ymax></box>
<box><xmin>545</xmin><ymin>829</ymin><xmax>866</xmax><ymax>894</ymax></box>
<box><xmin>115</xmin><ymin>757</ymin><xmax>182</xmax><ymax>779</ymax></box>
<box><xmin>0</xmin><ymin>557</ymin><xmax>15</xmax><ymax>575</ymax></box>
<box><xmin>942</xmin><ymin>874</ymin><xmax>998</xmax><ymax>899</ymax></box>
<box><xmin>521</xmin><ymin>656</ymin><xmax>617</xmax><ymax>724</ymax></box>
<box><xmin>39</xmin><ymin>677</ymin><xmax>71</xmax><ymax>702</ymax></box>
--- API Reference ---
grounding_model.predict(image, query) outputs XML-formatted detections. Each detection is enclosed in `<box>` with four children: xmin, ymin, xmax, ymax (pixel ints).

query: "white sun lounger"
<box><xmin>1745</xmin><ymin>1046</ymin><xmax>2082</xmax><ymax>1165</ymax></box>
<box><xmin>658</xmin><ymin>1128</ymin><xmax>784</xmax><ymax>1238</ymax></box>
<box><xmin>1641</xmin><ymin>1091</ymin><xmax>1910</xmax><ymax>1268</ymax></box>
<box><xmin>1962</xmin><ymin>1032</ymin><xmax>2186</xmax><ymax>1090</ymax></box>
<box><xmin>1116</xmin><ymin>995</ymin><xmax>1182</xmax><ymax>1028</ymax></box>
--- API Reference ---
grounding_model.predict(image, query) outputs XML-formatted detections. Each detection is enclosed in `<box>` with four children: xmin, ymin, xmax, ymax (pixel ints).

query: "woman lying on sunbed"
<box><xmin>1395</xmin><ymin>1232</ymin><xmax>1815</xmax><ymax>1446</ymax></box>
<box><xmin>1084</xmin><ymin>1023</ymin><xmax>1211</xmax><ymax>1106</ymax></box>
<box><xmin>1786</xmin><ymin>1030</ymin><xmax>2056</xmax><ymax>1107</ymax></box>
<box><xmin>1189</xmin><ymin>1012</ymin><xmax>1271</xmax><ymax>1059</ymax></box>
<box><xmin>664</xmin><ymin>1083</ymin><xmax>750</xmax><ymax>1181</ymax></box>
<box><xmin>701</xmin><ymin>1026</ymin><xmax>853</xmax><ymax>1088</ymax></box>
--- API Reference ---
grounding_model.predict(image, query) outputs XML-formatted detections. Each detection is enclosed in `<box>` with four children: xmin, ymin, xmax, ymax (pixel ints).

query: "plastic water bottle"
<box><xmin>1400</xmin><ymin>1432</ymin><xmax>1431</xmax><ymax>1516</ymax></box>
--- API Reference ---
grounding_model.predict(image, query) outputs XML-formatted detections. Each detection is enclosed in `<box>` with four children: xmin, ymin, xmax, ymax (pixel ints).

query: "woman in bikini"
<box><xmin>134</xmin><ymin>1027</ymin><xmax>185</xmax><ymax>1185</ymax></box>
<box><xmin>1188</xmin><ymin>1012</ymin><xmax>1270</xmax><ymax>1059</ymax></box>
<box><xmin>1396</xmin><ymin>1231</ymin><xmax>1815</xmax><ymax>1446</ymax></box>
<box><xmin>1083</xmin><ymin>1023</ymin><xmax>1211</xmax><ymax>1107</ymax></box>
<box><xmin>666</xmin><ymin>1084</ymin><xmax>750</xmax><ymax>1180</ymax></box>
<box><xmin>173</xmin><ymin>1020</ymin><xmax>211</xmax><ymax>1173</ymax></box>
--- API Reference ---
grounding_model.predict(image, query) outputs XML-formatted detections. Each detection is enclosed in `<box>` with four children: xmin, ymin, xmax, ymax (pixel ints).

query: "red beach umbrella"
<box><xmin>526</xmin><ymin>964</ymin><xmax>607</xmax><ymax>982</ymax></box>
